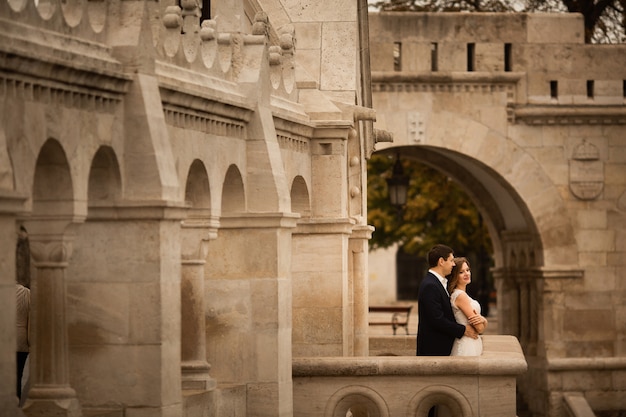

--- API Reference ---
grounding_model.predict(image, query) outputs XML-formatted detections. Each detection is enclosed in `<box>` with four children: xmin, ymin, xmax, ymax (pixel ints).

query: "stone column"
<box><xmin>205</xmin><ymin>213</ymin><xmax>297</xmax><ymax>417</ymax></box>
<box><xmin>519</xmin><ymin>278</ymin><xmax>530</xmax><ymax>348</ymax></box>
<box><xmin>492</xmin><ymin>268</ymin><xmax>519</xmax><ymax>337</ymax></box>
<box><xmin>350</xmin><ymin>225</ymin><xmax>373</xmax><ymax>357</ymax></box>
<box><xmin>0</xmin><ymin>194</ymin><xmax>27</xmax><ymax>416</ymax></box>
<box><xmin>180</xmin><ymin>217</ymin><xmax>217</xmax><ymax>391</ymax></box>
<box><xmin>22</xmin><ymin>221</ymin><xmax>80</xmax><ymax>417</ymax></box>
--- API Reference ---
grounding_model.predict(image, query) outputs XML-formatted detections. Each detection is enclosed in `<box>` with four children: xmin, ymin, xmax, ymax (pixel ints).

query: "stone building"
<box><xmin>0</xmin><ymin>2</ymin><xmax>622</xmax><ymax>417</ymax></box>
<box><xmin>0</xmin><ymin>0</ymin><xmax>378</xmax><ymax>416</ymax></box>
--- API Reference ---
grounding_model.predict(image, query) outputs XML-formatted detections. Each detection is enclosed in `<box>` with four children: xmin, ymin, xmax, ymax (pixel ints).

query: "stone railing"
<box><xmin>293</xmin><ymin>335</ymin><xmax>527</xmax><ymax>417</ymax></box>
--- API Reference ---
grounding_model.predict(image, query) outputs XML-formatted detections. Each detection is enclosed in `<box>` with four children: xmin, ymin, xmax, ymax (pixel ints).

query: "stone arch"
<box><xmin>221</xmin><ymin>164</ymin><xmax>245</xmax><ymax>214</ymax></box>
<box><xmin>26</xmin><ymin>138</ymin><xmax>81</xmax><ymax>411</ymax></box>
<box><xmin>375</xmin><ymin>96</ymin><xmax>578</xmax><ymax>266</ymax></box>
<box><xmin>375</xmin><ymin>137</ymin><xmax>575</xmax><ymax>346</ymax></box>
<box><xmin>180</xmin><ymin>158</ymin><xmax>215</xmax><ymax>390</ymax></box>
<box><xmin>407</xmin><ymin>385</ymin><xmax>474</xmax><ymax>417</ymax></box>
<box><xmin>32</xmin><ymin>138</ymin><xmax>74</xmax><ymax>217</ymax></box>
<box><xmin>88</xmin><ymin>146</ymin><xmax>122</xmax><ymax>206</ymax></box>
<box><xmin>290</xmin><ymin>175</ymin><xmax>311</xmax><ymax>218</ymax></box>
<box><xmin>185</xmin><ymin>159</ymin><xmax>211</xmax><ymax>211</ymax></box>
<box><xmin>324</xmin><ymin>385</ymin><xmax>390</xmax><ymax>417</ymax></box>
<box><xmin>376</xmin><ymin>144</ymin><xmax>531</xmax><ymax>267</ymax></box>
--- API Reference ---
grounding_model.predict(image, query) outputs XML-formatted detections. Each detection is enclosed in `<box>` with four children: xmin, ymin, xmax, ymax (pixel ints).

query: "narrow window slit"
<box><xmin>394</xmin><ymin>42</ymin><xmax>402</xmax><ymax>71</ymax></box>
<box><xmin>587</xmin><ymin>80</ymin><xmax>594</xmax><ymax>99</ymax></box>
<box><xmin>504</xmin><ymin>43</ymin><xmax>512</xmax><ymax>72</ymax></box>
<box><xmin>431</xmin><ymin>42</ymin><xmax>438</xmax><ymax>72</ymax></box>
<box><xmin>467</xmin><ymin>43</ymin><xmax>475</xmax><ymax>72</ymax></box>
<box><xmin>550</xmin><ymin>81</ymin><xmax>558</xmax><ymax>99</ymax></box>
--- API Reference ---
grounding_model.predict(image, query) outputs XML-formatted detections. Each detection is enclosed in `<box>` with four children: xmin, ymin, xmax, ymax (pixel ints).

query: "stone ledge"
<box><xmin>547</xmin><ymin>356</ymin><xmax>626</xmax><ymax>371</ymax></box>
<box><xmin>294</xmin><ymin>335</ymin><xmax>527</xmax><ymax>377</ymax></box>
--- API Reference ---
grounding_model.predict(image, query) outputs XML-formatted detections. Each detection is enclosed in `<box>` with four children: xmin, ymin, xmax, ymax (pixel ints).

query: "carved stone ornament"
<box><xmin>569</xmin><ymin>140</ymin><xmax>603</xmax><ymax>200</ymax></box>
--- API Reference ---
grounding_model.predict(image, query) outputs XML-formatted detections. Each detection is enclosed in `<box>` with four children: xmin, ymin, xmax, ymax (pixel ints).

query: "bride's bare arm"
<box><xmin>454</xmin><ymin>292</ymin><xmax>487</xmax><ymax>334</ymax></box>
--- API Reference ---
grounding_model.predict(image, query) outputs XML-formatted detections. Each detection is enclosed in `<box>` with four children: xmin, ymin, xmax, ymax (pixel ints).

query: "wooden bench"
<box><xmin>368</xmin><ymin>305</ymin><xmax>413</xmax><ymax>335</ymax></box>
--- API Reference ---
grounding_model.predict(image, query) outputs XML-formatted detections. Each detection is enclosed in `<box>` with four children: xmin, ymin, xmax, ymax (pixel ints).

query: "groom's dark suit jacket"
<box><xmin>416</xmin><ymin>272</ymin><xmax>466</xmax><ymax>356</ymax></box>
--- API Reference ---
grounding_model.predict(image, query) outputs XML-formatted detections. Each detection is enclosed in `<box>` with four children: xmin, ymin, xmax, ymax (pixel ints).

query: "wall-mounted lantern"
<box><xmin>386</xmin><ymin>154</ymin><xmax>409</xmax><ymax>215</ymax></box>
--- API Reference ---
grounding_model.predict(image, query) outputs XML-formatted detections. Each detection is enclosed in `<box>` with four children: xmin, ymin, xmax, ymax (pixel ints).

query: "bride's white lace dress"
<box><xmin>450</xmin><ymin>289</ymin><xmax>483</xmax><ymax>356</ymax></box>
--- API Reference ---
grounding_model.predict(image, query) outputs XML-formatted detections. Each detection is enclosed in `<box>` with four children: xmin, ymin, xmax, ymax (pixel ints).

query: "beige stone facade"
<box><xmin>369</xmin><ymin>11</ymin><xmax>626</xmax><ymax>417</ymax></box>
<box><xmin>0</xmin><ymin>1</ymin><xmax>374</xmax><ymax>416</ymax></box>
<box><xmin>0</xmin><ymin>1</ymin><xmax>622</xmax><ymax>417</ymax></box>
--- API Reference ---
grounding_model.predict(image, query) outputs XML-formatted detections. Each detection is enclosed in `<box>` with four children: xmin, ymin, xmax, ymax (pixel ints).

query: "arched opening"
<box><xmin>290</xmin><ymin>175</ymin><xmax>311</xmax><ymax>218</ymax></box>
<box><xmin>32</xmin><ymin>139</ymin><xmax>74</xmax><ymax>217</ymax></box>
<box><xmin>408</xmin><ymin>385</ymin><xmax>473</xmax><ymax>417</ymax></box>
<box><xmin>221</xmin><ymin>164</ymin><xmax>245</xmax><ymax>214</ymax></box>
<box><xmin>325</xmin><ymin>387</ymin><xmax>389</xmax><ymax>417</ymax></box>
<box><xmin>180</xmin><ymin>159</ymin><xmax>215</xmax><ymax>390</ymax></box>
<box><xmin>185</xmin><ymin>159</ymin><xmax>211</xmax><ymax>211</ymax></box>
<box><xmin>88</xmin><ymin>146</ymin><xmax>122</xmax><ymax>206</ymax></box>
<box><xmin>26</xmin><ymin>138</ymin><xmax>81</xmax><ymax>410</ymax></box>
<box><xmin>369</xmin><ymin>144</ymin><xmax>543</xmax><ymax>347</ymax></box>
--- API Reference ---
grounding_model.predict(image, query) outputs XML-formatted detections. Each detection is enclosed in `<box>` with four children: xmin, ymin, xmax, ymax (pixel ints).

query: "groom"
<box><xmin>416</xmin><ymin>244</ymin><xmax>478</xmax><ymax>356</ymax></box>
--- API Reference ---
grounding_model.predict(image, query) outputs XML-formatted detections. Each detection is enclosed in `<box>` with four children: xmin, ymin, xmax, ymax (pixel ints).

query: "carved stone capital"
<box><xmin>24</xmin><ymin>220</ymin><xmax>79</xmax><ymax>266</ymax></box>
<box><xmin>181</xmin><ymin>216</ymin><xmax>219</xmax><ymax>262</ymax></box>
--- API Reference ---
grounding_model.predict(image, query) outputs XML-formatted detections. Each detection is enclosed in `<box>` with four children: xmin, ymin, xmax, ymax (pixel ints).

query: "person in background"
<box><xmin>447</xmin><ymin>257</ymin><xmax>488</xmax><ymax>356</ymax></box>
<box><xmin>16</xmin><ymin>282</ymin><xmax>30</xmax><ymax>402</ymax></box>
<box><xmin>416</xmin><ymin>244</ymin><xmax>480</xmax><ymax>356</ymax></box>
<box><xmin>16</xmin><ymin>225</ymin><xmax>30</xmax><ymax>289</ymax></box>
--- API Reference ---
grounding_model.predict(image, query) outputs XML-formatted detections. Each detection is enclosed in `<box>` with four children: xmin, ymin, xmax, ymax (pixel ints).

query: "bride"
<box><xmin>447</xmin><ymin>257</ymin><xmax>488</xmax><ymax>356</ymax></box>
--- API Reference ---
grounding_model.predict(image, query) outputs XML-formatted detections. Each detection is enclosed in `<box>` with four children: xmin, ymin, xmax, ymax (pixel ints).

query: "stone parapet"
<box><xmin>293</xmin><ymin>335</ymin><xmax>527</xmax><ymax>417</ymax></box>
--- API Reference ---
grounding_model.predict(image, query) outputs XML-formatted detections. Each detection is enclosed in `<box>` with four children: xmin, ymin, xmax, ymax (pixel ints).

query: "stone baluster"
<box><xmin>22</xmin><ymin>221</ymin><xmax>81</xmax><ymax>417</ymax></box>
<box><xmin>180</xmin><ymin>217</ymin><xmax>217</xmax><ymax>391</ymax></box>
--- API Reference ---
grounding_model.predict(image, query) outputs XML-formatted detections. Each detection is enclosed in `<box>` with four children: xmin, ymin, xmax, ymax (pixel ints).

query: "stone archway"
<box><xmin>88</xmin><ymin>146</ymin><xmax>122</xmax><ymax>205</ymax></box>
<box><xmin>324</xmin><ymin>385</ymin><xmax>390</xmax><ymax>417</ymax></box>
<box><xmin>222</xmin><ymin>164</ymin><xmax>246</xmax><ymax>214</ymax></box>
<box><xmin>290</xmin><ymin>175</ymin><xmax>311</xmax><ymax>218</ymax></box>
<box><xmin>374</xmin><ymin>143</ymin><xmax>547</xmax><ymax>348</ymax></box>
<box><xmin>181</xmin><ymin>158</ymin><xmax>217</xmax><ymax>391</ymax></box>
<box><xmin>24</xmin><ymin>138</ymin><xmax>82</xmax><ymax>416</ymax></box>
<box><xmin>372</xmin><ymin>135</ymin><xmax>580</xmax><ymax>413</ymax></box>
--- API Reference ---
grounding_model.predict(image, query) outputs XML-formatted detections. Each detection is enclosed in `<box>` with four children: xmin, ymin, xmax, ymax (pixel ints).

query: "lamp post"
<box><xmin>386</xmin><ymin>153</ymin><xmax>409</xmax><ymax>219</ymax></box>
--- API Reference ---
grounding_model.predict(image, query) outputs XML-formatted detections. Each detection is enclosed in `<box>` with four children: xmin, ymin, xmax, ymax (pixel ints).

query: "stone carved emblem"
<box><xmin>569</xmin><ymin>140</ymin><xmax>603</xmax><ymax>200</ymax></box>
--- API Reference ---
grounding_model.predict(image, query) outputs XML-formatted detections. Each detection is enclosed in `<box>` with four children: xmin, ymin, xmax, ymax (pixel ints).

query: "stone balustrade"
<box><xmin>293</xmin><ymin>335</ymin><xmax>527</xmax><ymax>417</ymax></box>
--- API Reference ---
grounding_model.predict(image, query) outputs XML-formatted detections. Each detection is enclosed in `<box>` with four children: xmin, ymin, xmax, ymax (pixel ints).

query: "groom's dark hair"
<box><xmin>427</xmin><ymin>244</ymin><xmax>454</xmax><ymax>268</ymax></box>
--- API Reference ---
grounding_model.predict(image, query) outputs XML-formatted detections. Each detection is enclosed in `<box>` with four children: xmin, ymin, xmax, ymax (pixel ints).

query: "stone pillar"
<box><xmin>180</xmin><ymin>217</ymin><xmax>217</xmax><ymax>391</ymax></box>
<box><xmin>205</xmin><ymin>213</ymin><xmax>296</xmax><ymax>417</ymax></box>
<box><xmin>350</xmin><ymin>225</ymin><xmax>373</xmax><ymax>357</ymax></box>
<box><xmin>519</xmin><ymin>279</ymin><xmax>530</xmax><ymax>348</ymax></box>
<box><xmin>493</xmin><ymin>268</ymin><xmax>519</xmax><ymax>337</ymax></box>
<box><xmin>291</xmin><ymin>221</ymin><xmax>352</xmax><ymax>357</ymax></box>
<box><xmin>0</xmin><ymin>194</ymin><xmax>27</xmax><ymax>416</ymax></box>
<box><xmin>528</xmin><ymin>278</ymin><xmax>539</xmax><ymax>356</ymax></box>
<box><xmin>23</xmin><ymin>221</ymin><xmax>81</xmax><ymax>417</ymax></box>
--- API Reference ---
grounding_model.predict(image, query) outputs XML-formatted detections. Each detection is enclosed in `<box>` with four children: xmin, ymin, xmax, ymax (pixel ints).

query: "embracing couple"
<box><xmin>416</xmin><ymin>244</ymin><xmax>488</xmax><ymax>357</ymax></box>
